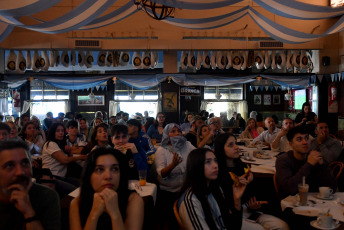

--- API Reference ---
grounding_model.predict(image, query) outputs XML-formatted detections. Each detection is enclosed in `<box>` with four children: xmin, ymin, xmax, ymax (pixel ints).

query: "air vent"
<box><xmin>259</xmin><ymin>41</ymin><xmax>283</xmax><ymax>48</ymax></box>
<box><xmin>75</xmin><ymin>40</ymin><xmax>101</xmax><ymax>48</ymax></box>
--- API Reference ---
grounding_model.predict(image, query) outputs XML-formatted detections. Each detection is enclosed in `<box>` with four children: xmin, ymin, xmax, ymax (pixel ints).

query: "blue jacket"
<box><xmin>129</xmin><ymin>131</ymin><xmax>155</xmax><ymax>170</ymax></box>
<box><xmin>147</xmin><ymin>125</ymin><xmax>163</xmax><ymax>142</ymax></box>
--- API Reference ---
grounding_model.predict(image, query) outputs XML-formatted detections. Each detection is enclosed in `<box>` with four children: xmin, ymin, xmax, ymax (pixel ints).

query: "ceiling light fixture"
<box><xmin>134</xmin><ymin>0</ymin><xmax>175</xmax><ymax>20</ymax></box>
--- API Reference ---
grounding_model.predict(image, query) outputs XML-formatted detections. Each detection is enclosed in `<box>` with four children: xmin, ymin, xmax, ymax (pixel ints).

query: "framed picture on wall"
<box><xmin>254</xmin><ymin>95</ymin><xmax>261</xmax><ymax>105</ymax></box>
<box><xmin>77</xmin><ymin>95</ymin><xmax>105</xmax><ymax>106</ymax></box>
<box><xmin>273</xmin><ymin>95</ymin><xmax>280</xmax><ymax>104</ymax></box>
<box><xmin>163</xmin><ymin>92</ymin><xmax>178</xmax><ymax>112</ymax></box>
<box><xmin>264</xmin><ymin>95</ymin><xmax>271</xmax><ymax>105</ymax></box>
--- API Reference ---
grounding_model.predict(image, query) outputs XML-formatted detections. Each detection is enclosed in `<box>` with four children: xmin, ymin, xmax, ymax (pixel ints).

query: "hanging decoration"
<box><xmin>255</xmin><ymin>51</ymin><xmax>264</xmax><ymax>69</ymax></box>
<box><xmin>188</xmin><ymin>50</ymin><xmax>196</xmax><ymax>69</ymax></box>
<box><xmin>26</xmin><ymin>50</ymin><xmax>31</xmax><ymax>69</ymax></box>
<box><xmin>180</xmin><ymin>51</ymin><xmax>188</xmax><ymax>70</ymax></box>
<box><xmin>202</xmin><ymin>51</ymin><xmax>211</xmax><ymax>69</ymax></box>
<box><xmin>97</xmin><ymin>50</ymin><xmax>106</xmax><ymax>66</ymax></box>
<box><xmin>6</xmin><ymin>50</ymin><xmax>16</xmax><ymax>71</ymax></box>
<box><xmin>40</xmin><ymin>50</ymin><xmax>50</xmax><ymax>71</ymax></box>
<box><xmin>141</xmin><ymin>51</ymin><xmax>151</xmax><ymax>69</ymax></box>
<box><xmin>85</xmin><ymin>50</ymin><xmax>94</xmax><ymax>68</ymax></box>
<box><xmin>226</xmin><ymin>51</ymin><xmax>232</xmax><ymax>69</ymax></box>
<box><xmin>71</xmin><ymin>50</ymin><xmax>76</xmax><ymax>66</ymax></box>
<box><xmin>105</xmin><ymin>51</ymin><xmax>113</xmax><ymax>67</ymax></box>
<box><xmin>32</xmin><ymin>50</ymin><xmax>40</xmax><ymax>72</ymax></box>
<box><xmin>78</xmin><ymin>50</ymin><xmax>86</xmax><ymax>67</ymax></box>
<box><xmin>119</xmin><ymin>51</ymin><xmax>130</xmax><ymax>66</ymax></box>
<box><xmin>16</xmin><ymin>50</ymin><xmax>26</xmax><ymax>73</ymax></box>
<box><xmin>132</xmin><ymin>51</ymin><xmax>142</xmax><ymax>69</ymax></box>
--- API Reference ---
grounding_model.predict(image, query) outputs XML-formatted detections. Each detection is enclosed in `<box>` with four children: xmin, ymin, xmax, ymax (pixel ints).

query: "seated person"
<box><xmin>127</xmin><ymin>119</ymin><xmax>155</xmax><ymax>157</ymax></box>
<box><xmin>65</xmin><ymin>120</ymin><xmax>87</xmax><ymax>155</ymax></box>
<box><xmin>197</xmin><ymin>124</ymin><xmax>214</xmax><ymax>149</ymax></box>
<box><xmin>310</xmin><ymin>122</ymin><xmax>343</xmax><ymax>164</ymax></box>
<box><xmin>0</xmin><ymin>122</ymin><xmax>10</xmax><ymax>142</ymax></box>
<box><xmin>271</xmin><ymin>118</ymin><xmax>294</xmax><ymax>153</ymax></box>
<box><xmin>275</xmin><ymin>126</ymin><xmax>337</xmax><ymax>199</ymax></box>
<box><xmin>252</xmin><ymin>117</ymin><xmax>280</xmax><ymax>147</ymax></box>
<box><xmin>155</xmin><ymin>124</ymin><xmax>195</xmax><ymax>229</ymax></box>
<box><xmin>112</xmin><ymin>124</ymin><xmax>147</xmax><ymax>180</ymax></box>
<box><xmin>147</xmin><ymin>112</ymin><xmax>166</xmax><ymax>143</ymax></box>
<box><xmin>240</xmin><ymin>118</ymin><xmax>264</xmax><ymax>139</ymax></box>
<box><xmin>208</xmin><ymin>117</ymin><xmax>224</xmax><ymax>140</ymax></box>
<box><xmin>42</xmin><ymin>123</ymin><xmax>87</xmax><ymax>197</ymax></box>
<box><xmin>69</xmin><ymin>148</ymin><xmax>144</xmax><ymax>230</ymax></box>
<box><xmin>19</xmin><ymin>121</ymin><xmax>44</xmax><ymax>155</ymax></box>
<box><xmin>185</xmin><ymin>115</ymin><xmax>204</xmax><ymax>148</ymax></box>
<box><xmin>178</xmin><ymin>148</ymin><xmax>244</xmax><ymax>230</ymax></box>
<box><xmin>82</xmin><ymin>123</ymin><xmax>111</xmax><ymax>154</ymax></box>
<box><xmin>6</xmin><ymin>121</ymin><xmax>20</xmax><ymax>141</ymax></box>
<box><xmin>214</xmin><ymin>133</ymin><xmax>289</xmax><ymax>230</ymax></box>
<box><xmin>0</xmin><ymin>140</ymin><xmax>60</xmax><ymax>230</ymax></box>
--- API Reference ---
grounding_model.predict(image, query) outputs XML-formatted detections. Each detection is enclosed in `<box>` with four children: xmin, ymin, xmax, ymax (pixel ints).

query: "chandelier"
<box><xmin>134</xmin><ymin>0</ymin><xmax>175</xmax><ymax>20</ymax></box>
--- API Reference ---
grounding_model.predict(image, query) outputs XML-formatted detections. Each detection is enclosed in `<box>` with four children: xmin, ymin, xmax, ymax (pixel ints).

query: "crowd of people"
<box><xmin>0</xmin><ymin>101</ymin><xmax>343</xmax><ymax>230</ymax></box>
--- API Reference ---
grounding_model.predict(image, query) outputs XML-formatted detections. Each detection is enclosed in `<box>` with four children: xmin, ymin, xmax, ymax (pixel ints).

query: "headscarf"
<box><xmin>160</xmin><ymin>123</ymin><xmax>187</xmax><ymax>152</ymax></box>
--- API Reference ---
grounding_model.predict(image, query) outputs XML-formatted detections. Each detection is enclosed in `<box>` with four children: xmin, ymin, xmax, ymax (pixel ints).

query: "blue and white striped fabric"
<box><xmin>0</xmin><ymin>0</ymin><xmax>61</xmax><ymax>17</ymax></box>
<box><xmin>248</xmin><ymin>7</ymin><xmax>344</xmax><ymax>44</ymax></box>
<box><xmin>253</xmin><ymin>0</ymin><xmax>344</xmax><ymax>20</ymax></box>
<box><xmin>147</xmin><ymin>0</ymin><xmax>243</xmax><ymax>10</ymax></box>
<box><xmin>165</xmin><ymin>7</ymin><xmax>248</xmax><ymax>30</ymax></box>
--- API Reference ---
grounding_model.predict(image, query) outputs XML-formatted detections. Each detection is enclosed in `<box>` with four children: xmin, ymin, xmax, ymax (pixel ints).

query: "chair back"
<box><xmin>329</xmin><ymin>161</ymin><xmax>344</xmax><ymax>180</ymax></box>
<box><xmin>173</xmin><ymin>200</ymin><xmax>185</xmax><ymax>230</ymax></box>
<box><xmin>273</xmin><ymin>173</ymin><xmax>278</xmax><ymax>193</ymax></box>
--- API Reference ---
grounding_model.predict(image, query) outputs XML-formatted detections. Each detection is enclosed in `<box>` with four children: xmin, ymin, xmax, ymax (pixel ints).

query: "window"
<box><xmin>204</xmin><ymin>85</ymin><xmax>243</xmax><ymax>100</ymax></box>
<box><xmin>203</xmin><ymin>84</ymin><xmax>246</xmax><ymax>119</ymax></box>
<box><xmin>30</xmin><ymin>80</ymin><xmax>69</xmax><ymax>120</ymax></box>
<box><xmin>114</xmin><ymin>81</ymin><xmax>159</xmax><ymax>118</ymax></box>
<box><xmin>30</xmin><ymin>80</ymin><xmax>69</xmax><ymax>100</ymax></box>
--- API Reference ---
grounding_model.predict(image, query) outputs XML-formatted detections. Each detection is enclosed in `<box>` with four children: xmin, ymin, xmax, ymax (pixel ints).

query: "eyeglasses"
<box><xmin>210</xmin><ymin>121</ymin><xmax>218</xmax><ymax>125</ymax></box>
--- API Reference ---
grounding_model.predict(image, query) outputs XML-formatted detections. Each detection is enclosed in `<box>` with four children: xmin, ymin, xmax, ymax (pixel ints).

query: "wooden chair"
<box><xmin>173</xmin><ymin>200</ymin><xmax>185</xmax><ymax>230</ymax></box>
<box><xmin>329</xmin><ymin>161</ymin><xmax>344</xmax><ymax>180</ymax></box>
<box><xmin>273</xmin><ymin>173</ymin><xmax>278</xmax><ymax>193</ymax></box>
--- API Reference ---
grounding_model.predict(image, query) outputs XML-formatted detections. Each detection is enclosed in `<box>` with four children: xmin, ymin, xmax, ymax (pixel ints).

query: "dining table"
<box><xmin>281</xmin><ymin>192</ymin><xmax>344</xmax><ymax>230</ymax></box>
<box><xmin>238</xmin><ymin>144</ymin><xmax>278</xmax><ymax>176</ymax></box>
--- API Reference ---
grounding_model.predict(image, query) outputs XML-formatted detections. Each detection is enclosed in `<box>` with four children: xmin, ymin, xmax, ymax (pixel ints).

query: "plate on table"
<box><xmin>315</xmin><ymin>194</ymin><xmax>335</xmax><ymax>200</ymax></box>
<box><xmin>310</xmin><ymin>220</ymin><xmax>340</xmax><ymax>230</ymax></box>
<box><xmin>293</xmin><ymin>206</ymin><xmax>319</xmax><ymax>217</ymax></box>
<box><xmin>253</xmin><ymin>152</ymin><xmax>272</xmax><ymax>159</ymax></box>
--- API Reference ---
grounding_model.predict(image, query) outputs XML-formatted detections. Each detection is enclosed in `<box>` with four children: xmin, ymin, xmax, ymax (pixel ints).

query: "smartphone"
<box><xmin>246</xmin><ymin>212</ymin><xmax>263</xmax><ymax>223</ymax></box>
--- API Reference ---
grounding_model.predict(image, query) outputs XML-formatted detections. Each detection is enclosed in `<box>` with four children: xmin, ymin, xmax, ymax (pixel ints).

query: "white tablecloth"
<box><xmin>281</xmin><ymin>192</ymin><xmax>344</xmax><ymax>222</ymax></box>
<box><xmin>239</xmin><ymin>146</ymin><xmax>277</xmax><ymax>174</ymax></box>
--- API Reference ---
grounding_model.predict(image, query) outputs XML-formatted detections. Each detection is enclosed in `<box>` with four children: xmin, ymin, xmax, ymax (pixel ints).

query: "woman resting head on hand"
<box><xmin>69</xmin><ymin>147</ymin><xmax>144</xmax><ymax>230</ymax></box>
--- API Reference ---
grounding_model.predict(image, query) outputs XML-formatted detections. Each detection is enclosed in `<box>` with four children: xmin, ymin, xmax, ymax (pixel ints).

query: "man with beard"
<box><xmin>0</xmin><ymin>140</ymin><xmax>60</xmax><ymax>230</ymax></box>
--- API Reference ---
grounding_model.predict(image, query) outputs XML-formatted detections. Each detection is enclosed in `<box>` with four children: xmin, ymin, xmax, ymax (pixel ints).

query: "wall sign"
<box><xmin>180</xmin><ymin>86</ymin><xmax>201</xmax><ymax>96</ymax></box>
<box><xmin>77</xmin><ymin>95</ymin><xmax>105</xmax><ymax>106</ymax></box>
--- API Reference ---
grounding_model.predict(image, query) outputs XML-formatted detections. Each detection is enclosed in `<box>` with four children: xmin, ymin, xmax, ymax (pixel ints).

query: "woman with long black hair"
<box><xmin>178</xmin><ymin>148</ymin><xmax>245</xmax><ymax>230</ymax></box>
<box><xmin>69</xmin><ymin>147</ymin><xmax>144</xmax><ymax>230</ymax></box>
<box><xmin>214</xmin><ymin>133</ymin><xmax>289</xmax><ymax>230</ymax></box>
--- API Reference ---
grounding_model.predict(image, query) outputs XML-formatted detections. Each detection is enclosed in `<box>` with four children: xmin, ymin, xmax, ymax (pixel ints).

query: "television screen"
<box><xmin>294</xmin><ymin>89</ymin><xmax>306</xmax><ymax>110</ymax></box>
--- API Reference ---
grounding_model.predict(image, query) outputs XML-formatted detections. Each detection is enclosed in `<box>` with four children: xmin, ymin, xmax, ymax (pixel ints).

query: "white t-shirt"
<box><xmin>42</xmin><ymin>141</ymin><xmax>67</xmax><ymax>177</ymax></box>
<box><xmin>155</xmin><ymin>141</ymin><xmax>195</xmax><ymax>192</ymax></box>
